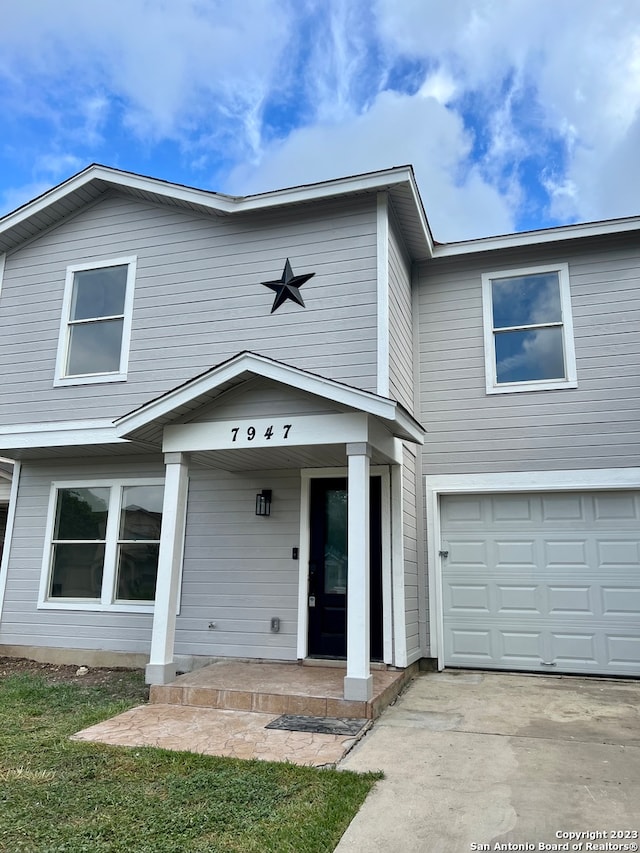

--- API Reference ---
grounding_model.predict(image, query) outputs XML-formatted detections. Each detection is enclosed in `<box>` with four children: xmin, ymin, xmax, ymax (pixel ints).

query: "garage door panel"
<box><xmin>496</xmin><ymin>585</ymin><xmax>539</xmax><ymax>613</ymax></box>
<box><xmin>446</xmin><ymin>583</ymin><xmax>491</xmax><ymax>612</ymax></box>
<box><xmin>547</xmin><ymin>586</ymin><xmax>593</xmax><ymax>614</ymax></box>
<box><xmin>441</xmin><ymin>492</ymin><xmax>640</xmax><ymax>676</ymax></box>
<box><xmin>448</xmin><ymin>628</ymin><xmax>493</xmax><ymax>662</ymax></box>
<box><xmin>545</xmin><ymin>539</ymin><xmax>589</xmax><ymax>566</ymax></box>
<box><xmin>602</xmin><ymin>586</ymin><xmax>640</xmax><ymax>614</ymax></box>
<box><xmin>550</xmin><ymin>632</ymin><xmax>598</xmax><ymax>666</ymax></box>
<box><xmin>541</xmin><ymin>494</ymin><xmax>585</xmax><ymax>521</ymax></box>
<box><xmin>495</xmin><ymin>539</ymin><xmax>537</xmax><ymax>566</ymax></box>
<box><xmin>607</xmin><ymin>636</ymin><xmax>640</xmax><ymax>667</ymax></box>
<box><xmin>597</xmin><ymin>540</ymin><xmax>640</xmax><ymax>566</ymax></box>
<box><xmin>594</xmin><ymin>493</ymin><xmax>640</xmax><ymax>522</ymax></box>
<box><xmin>499</xmin><ymin>631</ymin><xmax>544</xmax><ymax>664</ymax></box>
<box><xmin>448</xmin><ymin>540</ymin><xmax>489</xmax><ymax>565</ymax></box>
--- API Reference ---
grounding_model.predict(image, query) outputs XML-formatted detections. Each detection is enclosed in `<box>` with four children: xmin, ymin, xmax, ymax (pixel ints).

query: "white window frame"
<box><xmin>481</xmin><ymin>262</ymin><xmax>577</xmax><ymax>394</ymax></box>
<box><xmin>54</xmin><ymin>256</ymin><xmax>137</xmax><ymax>386</ymax></box>
<box><xmin>38</xmin><ymin>478</ymin><xmax>164</xmax><ymax>613</ymax></box>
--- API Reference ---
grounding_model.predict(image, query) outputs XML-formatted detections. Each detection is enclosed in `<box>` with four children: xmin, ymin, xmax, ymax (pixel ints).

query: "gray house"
<box><xmin>0</xmin><ymin>164</ymin><xmax>637</xmax><ymax>702</ymax></box>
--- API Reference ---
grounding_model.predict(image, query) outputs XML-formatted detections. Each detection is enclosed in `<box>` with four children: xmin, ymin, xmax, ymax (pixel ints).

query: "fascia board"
<box><xmin>391</xmin><ymin>407</ymin><xmax>426</xmax><ymax>444</ymax></box>
<box><xmin>0</xmin><ymin>420</ymin><xmax>122</xmax><ymax>449</ymax></box>
<box><xmin>237</xmin><ymin>166</ymin><xmax>416</xmax><ymax>211</ymax></box>
<box><xmin>0</xmin><ymin>164</ymin><xmax>422</xmax><ymax>242</ymax></box>
<box><xmin>433</xmin><ymin>215</ymin><xmax>640</xmax><ymax>257</ymax></box>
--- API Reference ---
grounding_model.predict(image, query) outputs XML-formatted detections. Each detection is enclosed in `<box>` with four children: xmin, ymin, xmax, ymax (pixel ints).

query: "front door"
<box><xmin>307</xmin><ymin>477</ymin><xmax>383</xmax><ymax>660</ymax></box>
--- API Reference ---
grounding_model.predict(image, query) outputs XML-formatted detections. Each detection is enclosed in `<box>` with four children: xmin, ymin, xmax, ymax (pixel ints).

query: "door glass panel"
<box><xmin>324</xmin><ymin>487</ymin><xmax>347</xmax><ymax>594</ymax></box>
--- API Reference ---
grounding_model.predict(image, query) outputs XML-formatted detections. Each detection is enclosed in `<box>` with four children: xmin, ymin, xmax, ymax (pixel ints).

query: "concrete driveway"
<box><xmin>336</xmin><ymin>670</ymin><xmax>640</xmax><ymax>853</ymax></box>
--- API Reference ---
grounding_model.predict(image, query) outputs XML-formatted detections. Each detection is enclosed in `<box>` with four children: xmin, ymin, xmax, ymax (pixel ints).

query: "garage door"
<box><xmin>441</xmin><ymin>492</ymin><xmax>640</xmax><ymax>676</ymax></box>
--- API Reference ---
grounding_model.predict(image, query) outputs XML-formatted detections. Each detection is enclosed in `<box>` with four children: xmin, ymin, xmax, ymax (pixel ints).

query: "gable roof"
<box><xmin>2</xmin><ymin>162</ymin><xmax>639</xmax><ymax>261</ymax></box>
<box><xmin>115</xmin><ymin>351</ymin><xmax>425</xmax><ymax>447</ymax></box>
<box><xmin>0</xmin><ymin>163</ymin><xmax>434</xmax><ymax>261</ymax></box>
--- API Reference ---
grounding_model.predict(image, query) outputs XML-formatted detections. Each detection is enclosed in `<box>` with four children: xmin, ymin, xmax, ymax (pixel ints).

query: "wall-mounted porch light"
<box><xmin>255</xmin><ymin>489</ymin><xmax>272</xmax><ymax>516</ymax></box>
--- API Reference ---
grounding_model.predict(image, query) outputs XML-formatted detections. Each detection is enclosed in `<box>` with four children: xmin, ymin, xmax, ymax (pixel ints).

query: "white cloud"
<box><xmin>224</xmin><ymin>88</ymin><xmax>514</xmax><ymax>241</ymax></box>
<box><xmin>1</xmin><ymin>0</ymin><xmax>639</xmax><ymax>238</ymax></box>
<box><xmin>418</xmin><ymin>69</ymin><xmax>458</xmax><ymax>105</ymax></box>
<box><xmin>0</xmin><ymin>0</ymin><xmax>288</xmax><ymax>142</ymax></box>
<box><xmin>374</xmin><ymin>0</ymin><xmax>640</xmax><ymax>225</ymax></box>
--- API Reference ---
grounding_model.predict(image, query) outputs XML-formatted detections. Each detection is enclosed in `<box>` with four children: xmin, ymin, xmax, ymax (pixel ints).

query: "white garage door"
<box><xmin>441</xmin><ymin>492</ymin><xmax>640</xmax><ymax>676</ymax></box>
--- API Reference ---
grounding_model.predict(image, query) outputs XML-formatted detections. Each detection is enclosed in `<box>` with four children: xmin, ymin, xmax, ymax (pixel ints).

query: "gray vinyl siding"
<box><xmin>402</xmin><ymin>445</ymin><xmax>420</xmax><ymax>662</ymax></box>
<box><xmin>388</xmin><ymin>212</ymin><xmax>414</xmax><ymax>412</ymax></box>
<box><xmin>417</xmin><ymin>233</ymin><xmax>640</xmax><ymax>475</ymax></box>
<box><xmin>0</xmin><ymin>457</ymin><xmax>163</xmax><ymax>652</ymax></box>
<box><xmin>0</xmin><ymin>192</ymin><xmax>378</xmax><ymax>426</ymax></box>
<box><xmin>189</xmin><ymin>377</ymin><xmax>344</xmax><ymax>423</ymax></box>
<box><xmin>175</xmin><ymin>467</ymin><xmax>301</xmax><ymax>660</ymax></box>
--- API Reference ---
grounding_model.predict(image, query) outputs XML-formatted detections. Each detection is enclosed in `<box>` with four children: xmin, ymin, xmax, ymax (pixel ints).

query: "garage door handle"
<box><xmin>439</xmin><ymin>550</ymin><xmax>449</xmax><ymax>558</ymax></box>
<box><xmin>541</xmin><ymin>661</ymin><xmax>557</xmax><ymax>667</ymax></box>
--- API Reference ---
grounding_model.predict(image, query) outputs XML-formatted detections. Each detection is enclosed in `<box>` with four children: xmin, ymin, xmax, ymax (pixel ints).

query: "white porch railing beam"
<box><xmin>145</xmin><ymin>451</ymin><xmax>189</xmax><ymax>685</ymax></box>
<box><xmin>344</xmin><ymin>442</ymin><xmax>373</xmax><ymax>701</ymax></box>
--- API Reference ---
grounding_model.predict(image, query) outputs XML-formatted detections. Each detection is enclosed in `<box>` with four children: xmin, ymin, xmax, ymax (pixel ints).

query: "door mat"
<box><xmin>265</xmin><ymin>715</ymin><xmax>368</xmax><ymax>736</ymax></box>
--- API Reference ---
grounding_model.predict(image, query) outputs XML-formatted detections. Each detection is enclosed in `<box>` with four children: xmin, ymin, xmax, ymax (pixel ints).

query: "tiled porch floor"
<box><xmin>72</xmin><ymin>660</ymin><xmax>414</xmax><ymax>766</ymax></box>
<box><xmin>149</xmin><ymin>660</ymin><xmax>409</xmax><ymax>720</ymax></box>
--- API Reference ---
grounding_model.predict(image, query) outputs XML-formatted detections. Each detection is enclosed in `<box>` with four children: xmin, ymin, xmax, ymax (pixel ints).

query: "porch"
<box><xmin>72</xmin><ymin>659</ymin><xmax>417</xmax><ymax>766</ymax></box>
<box><xmin>113</xmin><ymin>352</ymin><xmax>426</xmax><ymax>703</ymax></box>
<box><xmin>149</xmin><ymin>659</ymin><xmax>415</xmax><ymax>720</ymax></box>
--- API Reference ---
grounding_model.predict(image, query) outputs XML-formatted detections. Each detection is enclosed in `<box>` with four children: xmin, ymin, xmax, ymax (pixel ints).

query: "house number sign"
<box><xmin>231</xmin><ymin>423</ymin><xmax>292</xmax><ymax>442</ymax></box>
<box><xmin>163</xmin><ymin>413</ymin><xmax>366</xmax><ymax>453</ymax></box>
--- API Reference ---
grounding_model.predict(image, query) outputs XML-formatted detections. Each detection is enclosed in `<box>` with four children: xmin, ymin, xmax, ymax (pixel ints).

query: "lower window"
<box><xmin>42</xmin><ymin>480</ymin><xmax>164</xmax><ymax>609</ymax></box>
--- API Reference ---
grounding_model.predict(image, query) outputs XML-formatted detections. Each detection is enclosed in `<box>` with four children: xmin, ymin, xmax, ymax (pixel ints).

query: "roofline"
<box><xmin>433</xmin><ymin>213</ymin><xmax>640</xmax><ymax>258</ymax></box>
<box><xmin>0</xmin><ymin>162</ymin><xmax>433</xmax><ymax>254</ymax></box>
<box><xmin>116</xmin><ymin>351</ymin><xmax>425</xmax><ymax>444</ymax></box>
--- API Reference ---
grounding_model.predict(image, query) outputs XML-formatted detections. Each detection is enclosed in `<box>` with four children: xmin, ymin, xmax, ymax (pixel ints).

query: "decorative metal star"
<box><xmin>262</xmin><ymin>259</ymin><xmax>315</xmax><ymax>313</ymax></box>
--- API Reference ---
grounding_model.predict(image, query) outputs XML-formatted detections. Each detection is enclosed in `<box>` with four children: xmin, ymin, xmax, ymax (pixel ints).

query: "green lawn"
<box><xmin>0</xmin><ymin>669</ymin><xmax>379</xmax><ymax>853</ymax></box>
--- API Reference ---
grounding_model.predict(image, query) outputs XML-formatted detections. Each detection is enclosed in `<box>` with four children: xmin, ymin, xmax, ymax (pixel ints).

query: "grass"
<box><xmin>0</xmin><ymin>671</ymin><xmax>380</xmax><ymax>853</ymax></box>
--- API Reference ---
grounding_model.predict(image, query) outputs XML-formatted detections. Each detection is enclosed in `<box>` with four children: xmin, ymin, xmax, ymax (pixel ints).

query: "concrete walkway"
<box><xmin>336</xmin><ymin>670</ymin><xmax>640</xmax><ymax>853</ymax></box>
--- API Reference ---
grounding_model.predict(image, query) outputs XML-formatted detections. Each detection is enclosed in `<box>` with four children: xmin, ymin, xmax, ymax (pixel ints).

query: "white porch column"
<box><xmin>344</xmin><ymin>442</ymin><xmax>373</xmax><ymax>701</ymax></box>
<box><xmin>145</xmin><ymin>451</ymin><xmax>190</xmax><ymax>685</ymax></box>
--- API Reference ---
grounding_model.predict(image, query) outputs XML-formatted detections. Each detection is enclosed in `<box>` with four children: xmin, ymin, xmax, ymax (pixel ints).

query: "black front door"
<box><xmin>307</xmin><ymin>477</ymin><xmax>383</xmax><ymax>660</ymax></box>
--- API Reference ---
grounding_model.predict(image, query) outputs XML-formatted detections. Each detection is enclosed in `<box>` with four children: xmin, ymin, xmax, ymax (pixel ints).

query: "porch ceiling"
<box><xmin>188</xmin><ymin>442</ymin><xmax>393</xmax><ymax>472</ymax></box>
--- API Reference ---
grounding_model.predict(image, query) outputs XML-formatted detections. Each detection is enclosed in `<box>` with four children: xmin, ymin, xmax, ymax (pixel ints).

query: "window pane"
<box><xmin>66</xmin><ymin>319</ymin><xmax>124</xmax><ymax>375</ymax></box>
<box><xmin>492</xmin><ymin>273</ymin><xmax>561</xmax><ymax>329</ymax></box>
<box><xmin>116</xmin><ymin>544</ymin><xmax>160</xmax><ymax>601</ymax></box>
<box><xmin>50</xmin><ymin>543</ymin><xmax>104</xmax><ymax>598</ymax></box>
<box><xmin>324</xmin><ymin>488</ymin><xmax>347</xmax><ymax>594</ymax></box>
<box><xmin>54</xmin><ymin>487</ymin><xmax>109</xmax><ymax>540</ymax></box>
<box><xmin>70</xmin><ymin>266</ymin><xmax>127</xmax><ymax>321</ymax></box>
<box><xmin>495</xmin><ymin>327</ymin><xmax>566</xmax><ymax>383</ymax></box>
<box><xmin>120</xmin><ymin>486</ymin><xmax>163</xmax><ymax>540</ymax></box>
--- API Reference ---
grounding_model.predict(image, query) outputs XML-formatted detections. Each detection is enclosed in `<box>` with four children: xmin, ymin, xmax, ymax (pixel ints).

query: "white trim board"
<box><xmin>37</xmin><ymin>476</ymin><xmax>165</xmax><ymax>615</ymax></box>
<box><xmin>0</xmin><ymin>253</ymin><xmax>5</xmax><ymax>301</ymax></box>
<box><xmin>376</xmin><ymin>192</ymin><xmax>390</xmax><ymax>397</ymax></box>
<box><xmin>481</xmin><ymin>262</ymin><xmax>577</xmax><ymax>395</ymax></box>
<box><xmin>424</xmin><ymin>468</ymin><xmax>640</xmax><ymax>668</ymax></box>
<box><xmin>0</xmin><ymin>461</ymin><xmax>21</xmax><ymax>624</ymax></box>
<box><xmin>54</xmin><ymin>256</ymin><xmax>137</xmax><ymax>387</ymax></box>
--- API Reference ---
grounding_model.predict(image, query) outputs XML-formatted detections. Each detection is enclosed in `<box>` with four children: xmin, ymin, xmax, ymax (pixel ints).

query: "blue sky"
<box><xmin>1</xmin><ymin>0</ymin><xmax>639</xmax><ymax>242</ymax></box>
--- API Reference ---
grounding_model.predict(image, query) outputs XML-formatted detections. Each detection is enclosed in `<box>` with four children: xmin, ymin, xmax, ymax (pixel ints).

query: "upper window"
<box><xmin>39</xmin><ymin>480</ymin><xmax>163</xmax><ymax>612</ymax></box>
<box><xmin>481</xmin><ymin>263</ymin><xmax>577</xmax><ymax>394</ymax></box>
<box><xmin>54</xmin><ymin>257</ymin><xmax>137</xmax><ymax>386</ymax></box>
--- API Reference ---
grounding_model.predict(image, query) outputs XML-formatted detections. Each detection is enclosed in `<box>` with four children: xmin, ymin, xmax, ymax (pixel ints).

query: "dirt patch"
<box><xmin>0</xmin><ymin>655</ymin><xmax>149</xmax><ymax>703</ymax></box>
